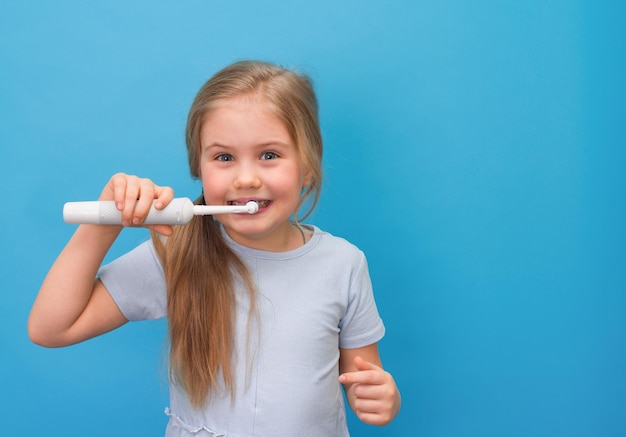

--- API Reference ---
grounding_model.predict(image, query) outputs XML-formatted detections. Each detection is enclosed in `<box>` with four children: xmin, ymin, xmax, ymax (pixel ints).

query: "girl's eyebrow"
<box><xmin>204</xmin><ymin>140</ymin><xmax>293</xmax><ymax>151</ymax></box>
<box><xmin>202</xmin><ymin>142</ymin><xmax>232</xmax><ymax>152</ymax></box>
<box><xmin>256</xmin><ymin>141</ymin><xmax>292</xmax><ymax>149</ymax></box>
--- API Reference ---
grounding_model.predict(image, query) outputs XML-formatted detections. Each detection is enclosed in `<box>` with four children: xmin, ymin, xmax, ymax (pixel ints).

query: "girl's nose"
<box><xmin>233</xmin><ymin>164</ymin><xmax>262</xmax><ymax>190</ymax></box>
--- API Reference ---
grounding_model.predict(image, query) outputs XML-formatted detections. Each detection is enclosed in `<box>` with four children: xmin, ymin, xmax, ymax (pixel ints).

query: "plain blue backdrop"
<box><xmin>2</xmin><ymin>1</ymin><xmax>625</xmax><ymax>436</ymax></box>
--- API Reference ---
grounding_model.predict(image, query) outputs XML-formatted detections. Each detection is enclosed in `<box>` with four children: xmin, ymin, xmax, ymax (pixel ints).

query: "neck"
<box><xmin>224</xmin><ymin>221</ymin><xmax>307</xmax><ymax>252</ymax></box>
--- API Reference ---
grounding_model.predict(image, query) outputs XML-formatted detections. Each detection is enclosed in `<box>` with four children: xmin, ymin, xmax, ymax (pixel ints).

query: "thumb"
<box><xmin>147</xmin><ymin>224</ymin><xmax>174</xmax><ymax>237</ymax></box>
<box><xmin>353</xmin><ymin>356</ymin><xmax>383</xmax><ymax>372</ymax></box>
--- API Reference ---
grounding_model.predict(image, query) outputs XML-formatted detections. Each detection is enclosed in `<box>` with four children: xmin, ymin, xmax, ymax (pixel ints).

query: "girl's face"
<box><xmin>199</xmin><ymin>95</ymin><xmax>311</xmax><ymax>252</ymax></box>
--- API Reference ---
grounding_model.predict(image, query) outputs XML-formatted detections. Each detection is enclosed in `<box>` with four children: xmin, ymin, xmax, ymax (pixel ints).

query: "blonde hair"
<box><xmin>153</xmin><ymin>60</ymin><xmax>323</xmax><ymax>406</ymax></box>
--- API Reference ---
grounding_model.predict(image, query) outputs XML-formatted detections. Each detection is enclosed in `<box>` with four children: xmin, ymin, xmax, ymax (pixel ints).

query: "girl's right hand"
<box><xmin>99</xmin><ymin>173</ymin><xmax>175</xmax><ymax>236</ymax></box>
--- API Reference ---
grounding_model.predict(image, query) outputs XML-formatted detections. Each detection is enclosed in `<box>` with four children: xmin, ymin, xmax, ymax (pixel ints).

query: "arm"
<box><xmin>339</xmin><ymin>343</ymin><xmax>401</xmax><ymax>426</ymax></box>
<box><xmin>28</xmin><ymin>225</ymin><xmax>127</xmax><ymax>347</ymax></box>
<box><xmin>28</xmin><ymin>173</ymin><xmax>174</xmax><ymax>347</ymax></box>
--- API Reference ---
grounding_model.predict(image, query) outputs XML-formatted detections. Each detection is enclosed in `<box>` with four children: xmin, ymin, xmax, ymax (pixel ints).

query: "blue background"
<box><xmin>1</xmin><ymin>1</ymin><xmax>625</xmax><ymax>436</ymax></box>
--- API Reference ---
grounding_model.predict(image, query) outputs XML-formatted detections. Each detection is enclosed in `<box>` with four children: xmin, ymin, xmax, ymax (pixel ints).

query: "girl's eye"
<box><xmin>216</xmin><ymin>154</ymin><xmax>234</xmax><ymax>162</ymax></box>
<box><xmin>261</xmin><ymin>151</ymin><xmax>278</xmax><ymax>160</ymax></box>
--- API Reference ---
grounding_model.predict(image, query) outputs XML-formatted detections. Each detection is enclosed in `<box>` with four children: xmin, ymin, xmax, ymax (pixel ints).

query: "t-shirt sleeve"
<box><xmin>98</xmin><ymin>240</ymin><xmax>167</xmax><ymax>321</ymax></box>
<box><xmin>338</xmin><ymin>251</ymin><xmax>386</xmax><ymax>349</ymax></box>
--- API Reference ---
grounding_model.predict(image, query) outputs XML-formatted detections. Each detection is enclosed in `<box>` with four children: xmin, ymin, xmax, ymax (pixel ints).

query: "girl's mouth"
<box><xmin>228</xmin><ymin>200</ymin><xmax>270</xmax><ymax>208</ymax></box>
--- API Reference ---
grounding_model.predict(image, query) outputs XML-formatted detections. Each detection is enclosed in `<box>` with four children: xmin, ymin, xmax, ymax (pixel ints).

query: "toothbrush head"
<box><xmin>246</xmin><ymin>201</ymin><xmax>259</xmax><ymax>214</ymax></box>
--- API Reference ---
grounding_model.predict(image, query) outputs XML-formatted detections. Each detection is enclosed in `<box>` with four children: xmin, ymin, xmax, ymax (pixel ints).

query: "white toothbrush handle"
<box><xmin>63</xmin><ymin>198</ymin><xmax>259</xmax><ymax>225</ymax></box>
<box><xmin>63</xmin><ymin>198</ymin><xmax>195</xmax><ymax>225</ymax></box>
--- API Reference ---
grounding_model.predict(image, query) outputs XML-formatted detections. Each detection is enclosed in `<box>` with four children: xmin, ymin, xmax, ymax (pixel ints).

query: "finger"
<box><xmin>353</xmin><ymin>356</ymin><xmax>383</xmax><ymax>372</ymax></box>
<box><xmin>339</xmin><ymin>369</ymin><xmax>385</xmax><ymax>386</ymax></box>
<box><xmin>108</xmin><ymin>173</ymin><xmax>140</xmax><ymax>226</ymax></box>
<box><xmin>134</xmin><ymin>181</ymin><xmax>174</xmax><ymax>223</ymax></box>
<box><xmin>118</xmin><ymin>176</ymin><xmax>142</xmax><ymax>226</ymax></box>
<box><xmin>355</xmin><ymin>410</ymin><xmax>390</xmax><ymax>427</ymax></box>
<box><xmin>131</xmin><ymin>178</ymin><xmax>158</xmax><ymax>224</ymax></box>
<box><xmin>108</xmin><ymin>173</ymin><xmax>129</xmax><ymax>209</ymax></box>
<box><xmin>148</xmin><ymin>224</ymin><xmax>174</xmax><ymax>236</ymax></box>
<box><xmin>153</xmin><ymin>186</ymin><xmax>175</xmax><ymax>210</ymax></box>
<box><xmin>353</xmin><ymin>378</ymin><xmax>396</xmax><ymax>400</ymax></box>
<box><xmin>353</xmin><ymin>394</ymin><xmax>398</xmax><ymax>426</ymax></box>
<box><xmin>353</xmin><ymin>396</ymin><xmax>386</xmax><ymax>414</ymax></box>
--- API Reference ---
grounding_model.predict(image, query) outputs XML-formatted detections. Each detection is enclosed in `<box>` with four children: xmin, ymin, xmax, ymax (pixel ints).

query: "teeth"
<box><xmin>229</xmin><ymin>200</ymin><xmax>269</xmax><ymax>207</ymax></box>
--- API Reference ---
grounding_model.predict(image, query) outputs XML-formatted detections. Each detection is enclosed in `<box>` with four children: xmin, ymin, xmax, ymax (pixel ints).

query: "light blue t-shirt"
<box><xmin>99</xmin><ymin>225</ymin><xmax>385</xmax><ymax>437</ymax></box>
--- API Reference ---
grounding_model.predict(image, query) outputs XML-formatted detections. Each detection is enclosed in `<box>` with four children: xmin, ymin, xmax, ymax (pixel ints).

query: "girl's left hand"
<box><xmin>339</xmin><ymin>356</ymin><xmax>401</xmax><ymax>426</ymax></box>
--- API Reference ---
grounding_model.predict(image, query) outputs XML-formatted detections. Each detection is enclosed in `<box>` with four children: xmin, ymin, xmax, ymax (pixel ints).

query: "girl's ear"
<box><xmin>302</xmin><ymin>170</ymin><xmax>313</xmax><ymax>188</ymax></box>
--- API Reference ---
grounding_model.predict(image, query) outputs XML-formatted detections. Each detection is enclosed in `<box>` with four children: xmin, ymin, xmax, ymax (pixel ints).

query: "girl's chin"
<box><xmin>219</xmin><ymin>221</ymin><xmax>266</xmax><ymax>237</ymax></box>
<box><xmin>222</xmin><ymin>221</ymin><xmax>294</xmax><ymax>244</ymax></box>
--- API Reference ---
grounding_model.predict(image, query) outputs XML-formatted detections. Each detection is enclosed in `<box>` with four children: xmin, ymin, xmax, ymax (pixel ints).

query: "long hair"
<box><xmin>153</xmin><ymin>60</ymin><xmax>323</xmax><ymax>407</ymax></box>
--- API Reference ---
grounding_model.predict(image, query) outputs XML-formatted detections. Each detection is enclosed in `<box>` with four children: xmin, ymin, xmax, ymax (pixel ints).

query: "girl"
<box><xmin>29</xmin><ymin>60</ymin><xmax>401</xmax><ymax>436</ymax></box>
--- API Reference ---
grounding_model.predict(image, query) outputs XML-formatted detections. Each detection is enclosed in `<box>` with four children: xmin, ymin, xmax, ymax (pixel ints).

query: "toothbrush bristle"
<box><xmin>246</xmin><ymin>201</ymin><xmax>259</xmax><ymax>214</ymax></box>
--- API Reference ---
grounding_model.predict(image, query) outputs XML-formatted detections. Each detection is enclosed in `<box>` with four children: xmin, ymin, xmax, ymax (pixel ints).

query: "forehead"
<box><xmin>200</xmin><ymin>95</ymin><xmax>293</xmax><ymax>145</ymax></box>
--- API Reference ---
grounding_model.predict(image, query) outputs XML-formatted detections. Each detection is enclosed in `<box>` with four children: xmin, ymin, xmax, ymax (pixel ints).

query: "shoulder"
<box><xmin>309</xmin><ymin>226</ymin><xmax>367</xmax><ymax>267</ymax></box>
<box><xmin>101</xmin><ymin>239</ymin><xmax>161</xmax><ymax>271</ymax></box>
<box><xmin>98</xmin><ymin>239</ymin><xmax>166</xmax><ymax>321</ymax></box>
<box><xmin>311</xmin><ymin>225</ymin><xmax>361</xmax><ymax>249</ymax></box>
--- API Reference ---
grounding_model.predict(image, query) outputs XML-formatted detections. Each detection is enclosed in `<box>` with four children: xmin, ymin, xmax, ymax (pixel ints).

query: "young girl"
<box><xmin>29</xmin><ymin>60</ymin><xmax>401</xmax><ymax>436</ymax></box>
